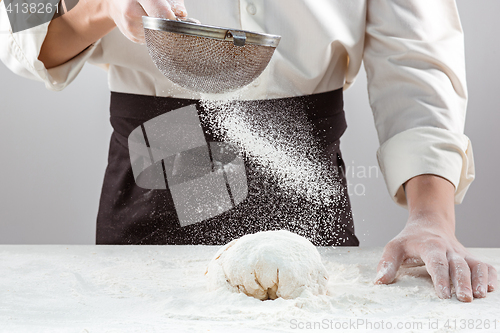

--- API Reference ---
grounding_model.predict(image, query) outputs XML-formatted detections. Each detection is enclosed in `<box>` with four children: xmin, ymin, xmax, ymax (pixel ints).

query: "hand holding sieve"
<box><xmin>142</xmin><ymin>16</ymin><xmax>281</xmax><ymax>94</ymax></box>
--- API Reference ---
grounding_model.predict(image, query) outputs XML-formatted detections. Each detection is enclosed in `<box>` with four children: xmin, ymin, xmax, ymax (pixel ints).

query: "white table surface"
<box><xmin>1</xmin><ymin>246</ymin><xmax>499</xmax><ymax>333</ymax></box>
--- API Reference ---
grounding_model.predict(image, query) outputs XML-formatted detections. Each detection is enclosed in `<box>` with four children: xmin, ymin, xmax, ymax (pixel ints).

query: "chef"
<box><xmin>0</xmin><ymin>0</ymin><xmax>497</xmax><ymax>302</ymax></box>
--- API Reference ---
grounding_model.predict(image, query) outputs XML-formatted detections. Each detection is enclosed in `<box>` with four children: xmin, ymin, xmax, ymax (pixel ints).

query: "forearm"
<box><xmin>404</xmin><ymin>174</ymin><xmax>456</xmax><ymax>233</ymax></box>
<box><xmin>39</xmin><ymin>0</ymin><xmax>115</xmax><ymax>69</ymax></box>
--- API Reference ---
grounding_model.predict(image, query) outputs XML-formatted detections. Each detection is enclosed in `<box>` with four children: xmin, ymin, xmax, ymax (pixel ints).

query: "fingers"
<box><xmin>118</xmin><ymin>1</ymin><xmax>148</xmax><ymax>44</ymax></box>
<box><xmin>374</xmin><ymin>241</ymin><xmax>404</xmax><ymax>285</ymax></box>
<box><xmin>421</xmin><ymin>250</ymin><xmax>451</xmax><ymax>299</ymax></box>
<box><xmin>423</xmin><ymin>252</ymin><xmax>495</xmax><ymax>301</ymax></box>
<box><xmin>169</xmin><ymin>0</ymin><xmax>187</xmax><ymax>18</ymax></box>
<box><xmin>401</xmin><ymin>257</ymin><xmax>424</xmax><ymax>267</ymax></box>
<box><xmin>467</xmin><ymin>256</ymin><xmax>498</xmax><ymax>294</ymax></box>
<box><xmin>140</xmin><ymin>0</ymin><xmax>178</xmax><ymax>20</ymax></box>
<box><xmin>448</xmin><ymin>254</ymin><xmax>473</xmax><ymax>302</ymax></box>
<box><xmin>465</xmin><ymin>257</ymin><xmax>488</xmax><ymax>298</ymax></box>
<box><xmin>487</xmin><ymin>264</ymin><xmax>498</xmax><ymax>292</ymax></box>
<box><xmin>113</xmin><ymin>0</ymin><xmax>188</xmax><ymax>44</ymax></box>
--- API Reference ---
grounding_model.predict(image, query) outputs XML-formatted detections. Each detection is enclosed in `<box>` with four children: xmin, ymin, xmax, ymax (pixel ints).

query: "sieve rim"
<box><xmin>142</xmin><ymin>16</ymin><xmax>281</xmax><ymax>47</ymax></box>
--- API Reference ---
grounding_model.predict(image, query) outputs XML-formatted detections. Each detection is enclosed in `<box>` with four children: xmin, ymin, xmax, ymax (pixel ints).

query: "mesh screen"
<box><xmin>144</xmin><ymin>29</ymin><xmax>276</xmax><ymax>94</ymax></box>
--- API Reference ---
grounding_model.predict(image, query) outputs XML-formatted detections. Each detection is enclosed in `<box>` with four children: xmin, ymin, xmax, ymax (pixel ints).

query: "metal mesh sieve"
<box><xmin>142</xmin><ymin>16</ymin><xmax>281</xmax><ymax>94</ymax></box>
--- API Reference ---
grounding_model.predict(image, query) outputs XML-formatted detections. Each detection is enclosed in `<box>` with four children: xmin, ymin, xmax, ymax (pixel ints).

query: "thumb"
<box><xmin>170</xmin><ymin>0</ymin><xmax>187</xmax><ymax>17</ymax></box>
<box><xmin>375</xmin><ymin>241</ymin><xmax>404</xmax><ymax>285</ymax></box>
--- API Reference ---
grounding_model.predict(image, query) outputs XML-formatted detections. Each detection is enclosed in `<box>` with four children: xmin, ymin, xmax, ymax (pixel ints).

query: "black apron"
<box><xmin>96</xmin><ymin>88</ymin><xmax>359</xmax><ymax>246</ymax></box>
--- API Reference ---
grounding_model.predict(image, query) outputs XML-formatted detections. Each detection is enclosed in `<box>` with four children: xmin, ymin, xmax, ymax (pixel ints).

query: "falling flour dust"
<box><xmin>196</xmin><ymin>89</ymin><xmax>355</xmax><ymax>245</ymax></box>
<box><xmin>199</xmin><ymin>91</ymin><xmax>342</xmax><ymax>207</ymax></box>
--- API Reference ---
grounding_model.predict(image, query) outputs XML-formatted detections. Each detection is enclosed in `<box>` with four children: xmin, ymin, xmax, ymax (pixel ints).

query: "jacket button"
<box><xmin>246</xmin><ymin>3</ymin><xmax>257</xmax><ymax>15</ymax></box>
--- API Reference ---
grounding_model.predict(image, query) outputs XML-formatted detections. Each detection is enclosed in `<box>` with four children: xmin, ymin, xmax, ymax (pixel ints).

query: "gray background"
<box><xmin>0</xmin><ymin>0</ymin><xmax>498</xmax><ymax>246</ymax></box>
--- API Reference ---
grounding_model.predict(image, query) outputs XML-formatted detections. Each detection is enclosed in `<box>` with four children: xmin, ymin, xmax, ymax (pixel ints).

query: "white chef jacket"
<box><xmin>0</xmin><ymin>0</ymin><xmax>474</xmax><ymax>207</ymax></box>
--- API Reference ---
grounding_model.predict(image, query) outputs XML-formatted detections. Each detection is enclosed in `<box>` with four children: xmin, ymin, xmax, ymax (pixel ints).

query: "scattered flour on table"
<box><xmin>3</xmin><ymin>247</ymin><xmax>499</xmax><ymax>332</ymax></box>
<box><xmin>167</xmin><ymin>250</ymin><xmax>477</xmax><ymax>333</ymax></box>
<box><xmin>206</xmin><ymin>230</ymin><xmax>329</xmax><ymax>300</ymax></box>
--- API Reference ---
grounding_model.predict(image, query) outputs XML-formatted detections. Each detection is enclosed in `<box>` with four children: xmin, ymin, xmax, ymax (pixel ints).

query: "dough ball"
<box><xmin>205</xmin><ymin>230</ymin><xmax>329</xmax><ymax>300</ymax></box>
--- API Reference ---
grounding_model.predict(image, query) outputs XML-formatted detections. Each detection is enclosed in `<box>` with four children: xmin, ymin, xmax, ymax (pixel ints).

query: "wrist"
<box><xmin>100</xmin><ymin>0</ymin><xmax>115</xmax><ymax>27</ymax></box>
<box><xmin>405</xmin><ymin>174</ymin><xmax>456</xmax><ymax>232</ymax></box>
<box><xmin>406</xmin><ymin>210</ymin><xmax>455</xmax><ymax>234</ymax></box>
<box><xmin>78</xmin><ymin>0</ymin><xmax>116</xmax><ymax>46</ymax></box>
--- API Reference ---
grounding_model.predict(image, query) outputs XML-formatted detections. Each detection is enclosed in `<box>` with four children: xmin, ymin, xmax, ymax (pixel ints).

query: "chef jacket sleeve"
<box><xmin>363</xmin><ymin>0</ymin><xmax>474</xmax><ymax>207</ymax></box>
<box><xmin>0</xmin><ymin>2</ymin><xmax>99</xmax><ymax>91</ymax></box>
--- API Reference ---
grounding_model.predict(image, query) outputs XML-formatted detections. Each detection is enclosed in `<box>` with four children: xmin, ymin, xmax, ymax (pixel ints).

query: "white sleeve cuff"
<box><xmin>44</xmin><ymin>42</ymin><xmax>99</xmax><ymax>91</ymax></box>
<box><xmin>376</xmin><ymin>127</ymin><xmax>475</xmax><ymax>207</ymax></box>
<box><xmin>0</xmin><ymin>5</ymin><xmax>98</xmax><ymax>91</ymax></box>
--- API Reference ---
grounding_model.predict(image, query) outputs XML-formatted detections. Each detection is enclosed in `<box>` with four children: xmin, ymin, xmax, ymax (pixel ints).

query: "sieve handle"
<box><xmin>225</xmin><ymin>31</ymin><xmax>247</xmax><ymax>47</ymax></box>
